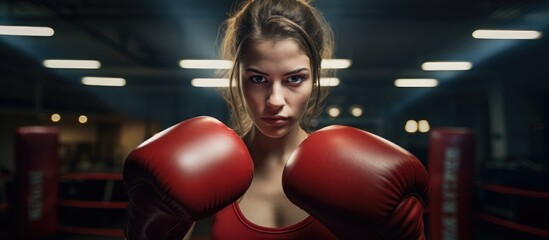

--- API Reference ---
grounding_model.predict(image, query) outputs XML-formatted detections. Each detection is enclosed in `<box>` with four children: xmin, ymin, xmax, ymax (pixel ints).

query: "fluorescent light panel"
<box><xmin>43</xmin><ymin>59</ymin><xmax>101</xmax><ymax>69</ymax></box>
<box><xmin>0</xmin><ymin>25</ymin><xmax>54</xmax><ymax>36</ymax></box>
<box><xmin>180</xmin><ymin>59</ymin><xmax>352</xmax><ymax>69</ymax></box>
<box><xmin>319</xmin><ymin>77</ymin><xmax>340</xmax><ymax>87</ymax></box>
<box><xmin>82</xmin><ymin>77</ymin><xmax>126</xmax><ymax>87</ymax></box>
<box><xmin>422</xmin><ymin>61</ymin><xmax>472</xmax><ymax>71</ymax></box>
<box><xmin>191</xmin><ymin>77</ymin><xmax>340</xmax><ymax>87</ymax></box>
<box><xmin>395</xmin><ymin>78</ymin><xmax>438</xmax><ymax>87</ymax></box>
<box><xmin>472</xmin><ymin>30</ymin><xmax>542</xmax><ymax>39</ymax></box>
<box><xmin>321</xmin><ymin>59</ymin><xmax>352</xmax><ymax>69</ymax></box>
<box><xmin>191</xmin><ymin>78</ymin><xmax>230</xmax><ymax>87</ymax></box>
<box><xmin>180</xmin><ymin>60</ymin><xmax>232</xmax><ymax>69</ymax></box>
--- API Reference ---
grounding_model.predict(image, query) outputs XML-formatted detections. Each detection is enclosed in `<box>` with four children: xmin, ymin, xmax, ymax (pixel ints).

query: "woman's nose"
<box><xmin>266</xmin><ymin>83</ymin><xmax>285</xmax><ymax>108</ymax></box>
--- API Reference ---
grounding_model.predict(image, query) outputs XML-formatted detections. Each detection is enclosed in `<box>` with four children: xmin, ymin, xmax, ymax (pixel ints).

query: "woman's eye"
<box><xmin>250</xmin><ymin>75</ymin><xmax>267</xmax><ymax>84</ymax></box>
<box><xmin>287</xmin><ymin>75</ymin><xmax>305</xmax><ymax>84</ymax></box>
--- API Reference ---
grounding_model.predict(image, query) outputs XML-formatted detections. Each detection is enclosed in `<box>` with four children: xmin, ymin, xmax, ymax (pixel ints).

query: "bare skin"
<box><xmin>237</xmin><ymin>38</ymin><xmax>313</xmax><ymax>227</ymax></box>
<box><xmin>238</xmin><ymin>125</ymin><xmax>310</xmax><ymax>227</ymax></box>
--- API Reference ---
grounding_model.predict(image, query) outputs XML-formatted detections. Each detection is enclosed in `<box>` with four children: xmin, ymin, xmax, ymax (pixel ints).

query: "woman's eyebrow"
<box><xmin>284</xmin><ymin>68</ymin><xmax>309</xmax><ymax>76</ymax></box>
<box><xmin>245</xmin><ymin>68</ymin><xmax>269</xmax><ymax>76</ymax></box>
<box><xmin>245</xmin><ymin>67</ymin><xmax>309</xmax><ymax>76</ymax></box>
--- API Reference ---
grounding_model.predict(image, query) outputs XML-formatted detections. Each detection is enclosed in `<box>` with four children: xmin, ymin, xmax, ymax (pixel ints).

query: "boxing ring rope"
<box><xmin>57</xmin><ymin>172</ymin><xmax>202</xmax><ymax>240</ymax></box>
<box><xmin>1</xmin><ymin>173</ymin><xmax>548</xmax><ymax>238</ymax></box>
<box><xmin>57</xmin><ymin>173</ymin><xmax>549</xmax><ymax>238</ymax></box>
<box><xmin>62</xmin><ymin>172</ymin><xmax>122</xmax><ymax>181</ymax></box>
<box><xmin>59</xmin><ymin>226</ymin><xmax>124</xmax><ymax>238</ymax></box>
<box><xmin>5</xmin><ymin>170</ymin><xmax>202</xmax><ymax>239</ymax></box>
<box><xmin>478</xmin><ymin>183</ymin><xmax>549</xmax><ymax>199</ymax></box>
<box><xmin>423</xmin><ymin>182</ymin><xmax>549</xmax><ymax>238</ymax></box>
<box><xmin>59</xmin><ymin>199</ymin><xmax>127</xmax><ymax>209</ymax></box>
<box><xmin>58</xmin><ymin>172</ymin><xmax>126</xmax><ymax>238</ymax></box>
<box><xmin>476</xmin><ymin>214</ymin><xmax>549</xmax><ymax>238</ymax></box>
<box><xmin>475</xmin><ymin>183</ymin><xmax>549</xmax><ymax>238</ymax></box>
<box><xmin>4</xmin><ymin>171</ymin><xmax>548</xmax><ymax>238</ymax></box>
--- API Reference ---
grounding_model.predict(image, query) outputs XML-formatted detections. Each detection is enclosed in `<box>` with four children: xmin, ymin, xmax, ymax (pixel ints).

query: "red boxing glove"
<box><xmin>123</xmin><ymin>116</ymin><xmax>253</xmax><ymax>240</ymax></box>
<box><xmin>283</xmin><ymin>126</ymin><xmax>429</xmax><ymax>240</ymax></box>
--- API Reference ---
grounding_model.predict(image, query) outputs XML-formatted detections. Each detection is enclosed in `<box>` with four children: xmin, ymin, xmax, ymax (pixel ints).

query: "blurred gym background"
<box><xmin>0</xmin><ymin>0</ymin><xmax>547</xmax><ymax>239</ymax></box>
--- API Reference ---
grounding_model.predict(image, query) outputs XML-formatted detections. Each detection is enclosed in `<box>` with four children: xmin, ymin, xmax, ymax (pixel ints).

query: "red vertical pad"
<box><xmin>15</xmin><ymin>126</ymin><xmax>59</xmax><ymax>239</ymax></box>
<box><xmin>428</xmin><ymin>128</ymin><xmax>475</xmax><ymax>240</ymax></box>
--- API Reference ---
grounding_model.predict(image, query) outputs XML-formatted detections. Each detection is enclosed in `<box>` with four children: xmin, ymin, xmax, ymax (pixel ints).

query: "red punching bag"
<box><xmin>428</xmin><ymin>128</ymin><xmax>475</xmax><ymax>240</ymax></box>
<box><xmin>14</xmin><ymin>126</ymin><xmax>59</xmax><ymax>239</ymax></box>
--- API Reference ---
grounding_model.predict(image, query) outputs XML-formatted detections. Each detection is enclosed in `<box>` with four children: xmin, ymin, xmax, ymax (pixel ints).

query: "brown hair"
<box><xmin>219</xmin><ymin>0</ymin><xmax>335</xmax><ymax>136</ymax></box>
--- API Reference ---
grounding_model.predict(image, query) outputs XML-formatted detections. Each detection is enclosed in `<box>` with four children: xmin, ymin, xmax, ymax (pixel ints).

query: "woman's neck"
<box><xmin>244</xmin><ymin>125</ymin><xmax>308</xmax><ymax>167</ymax></box>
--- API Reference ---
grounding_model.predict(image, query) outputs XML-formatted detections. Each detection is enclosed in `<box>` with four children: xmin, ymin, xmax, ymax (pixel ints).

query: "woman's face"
<box><xmin>240</xmin><ymin>38</ymin><xmax>313</xmax><ymax>138</ymax></box>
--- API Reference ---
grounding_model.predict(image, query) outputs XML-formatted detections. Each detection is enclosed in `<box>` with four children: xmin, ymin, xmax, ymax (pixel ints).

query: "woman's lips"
<box><xmin>262</xmin><ymin>117</ymin><xmax>290</xmax><ymax>126</ymax></box>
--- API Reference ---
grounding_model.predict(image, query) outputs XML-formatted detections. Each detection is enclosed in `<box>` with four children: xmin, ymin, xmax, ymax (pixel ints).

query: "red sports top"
<box><xmin>211</xmin><ymin>202</ymin><xmax>339</xmax><ymax>240</ymax></box>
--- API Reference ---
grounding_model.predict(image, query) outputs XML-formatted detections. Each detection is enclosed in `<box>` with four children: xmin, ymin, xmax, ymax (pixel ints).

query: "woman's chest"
<box><xmin>238</xmin><ymin>177</ymin><xmax>309</xmax><ymax>228</ymax></box>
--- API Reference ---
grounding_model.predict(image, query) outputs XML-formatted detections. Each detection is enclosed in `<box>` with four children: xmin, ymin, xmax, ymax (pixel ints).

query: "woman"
<box><xmin>190</xmin><ymin>0</ymin><xmax>339</xmax><ymax>238</ymax></box>
<box><xmin>124</xmin><ymin>2</ymin><xmax>428</xmax><ymax>239</ymax></box>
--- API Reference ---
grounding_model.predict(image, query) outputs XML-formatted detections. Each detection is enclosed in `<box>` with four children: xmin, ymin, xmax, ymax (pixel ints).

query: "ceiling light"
<box><xmin>350</xmin><ymin>105</ymin><xmax>363</xmax><ymax>117</ymax></box>
<box><xmin>472</xmin><ymin>30</ymin><xmax>542</xmax><ymax>39</ymax></box>
<box><xmin>82</xmin><ymin>77</ymin><xmax>126</xmax><ymax>87</ymax></box>
<box><xmin>319</xmin><ymin>77</ymin><xmax>340</xmax><ymax>87</ymax></box>
<box><xmin>179</xmin><ymin>60</ymin><xmax>233</xmax><ymax>69</ymax></box>
<box><xmin>78</xmin><ymin>115</ymin><xmax>88</xmax><ymax>124</ymax></box>
<box><xmin>0</xmin><ymin>25</ymin><xmax>54</xmax><ymax>36</ymax></box>
<box><xmin>51</xmin><ymin>113</ymin><xmax>61</xmax><ymax>123</ymax></box>
<box><xmin>422</xmin><ymin>61</ymin><xmax>472</xmax><ymax>71</ymax></box>
<box><xmin>321</xmin><ymin>59</ymin><xmax>352</xmax><ymax>69</ymax></box>
<box><xmin>405</xmin><ymin>120</ymin><xmax>418</xmax><ymax>133</ymax></box>
<box><xmin>394</xmin><ymin>78</ymin><xmax>438</xmax><ymax>87</ymax></box>
<box><xmin>43</xmin><ymin>59</ymin><xmax>101</xmax><ymax>69</ymax></box>
<box><xmin>327</xmin><ymin>106</ymin><xmax>341</xmax><ymax>118</ymax></box>
<box><xmin>418</xmin><ymin>120</ymin><xmax>430</xmax><ymax>133</ymax></box>
<box><xmin>191</xmin><ymin>78</ymin><xmax>231</xmax><ymax>87</ymax></box>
